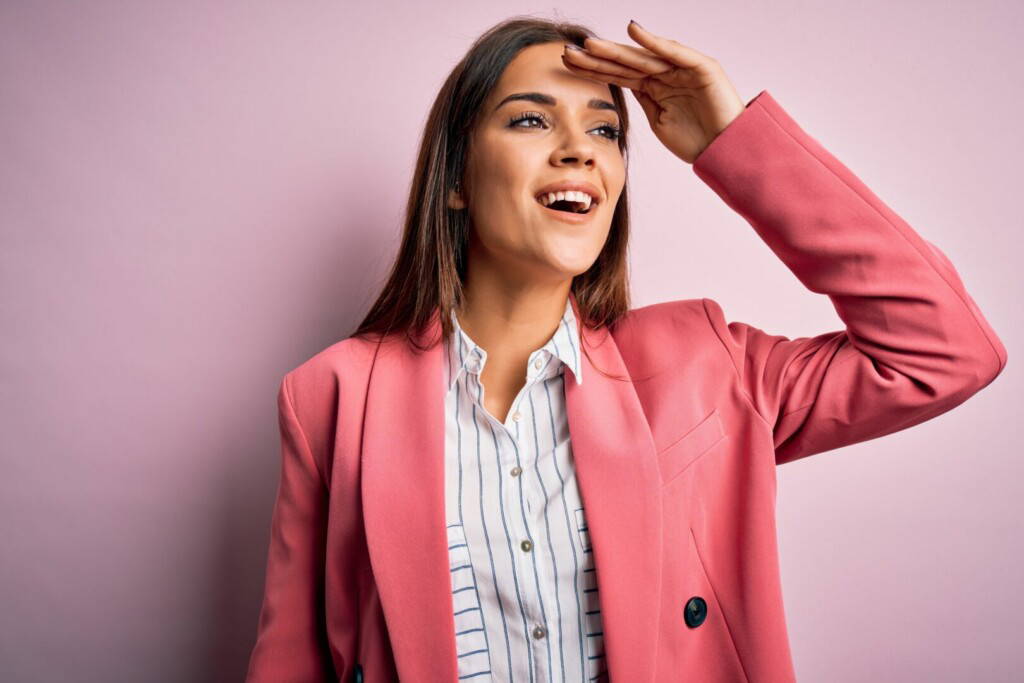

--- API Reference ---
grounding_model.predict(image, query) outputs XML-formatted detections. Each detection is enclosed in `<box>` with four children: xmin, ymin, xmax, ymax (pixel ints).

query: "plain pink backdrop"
<box><xmin>1</xmin><ymin>2</ymin><xmax>1019</xmax><ymax>681</ymax></box>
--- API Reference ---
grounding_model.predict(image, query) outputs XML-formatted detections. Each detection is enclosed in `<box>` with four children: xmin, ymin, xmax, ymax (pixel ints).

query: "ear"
<box><xmin>447</xmin><ymin>186</ymin><xmax>466</xmax><ymax>210</ymax></box>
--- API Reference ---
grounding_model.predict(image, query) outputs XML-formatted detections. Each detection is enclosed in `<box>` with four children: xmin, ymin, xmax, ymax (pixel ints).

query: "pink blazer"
<box><xmin>245</xmin><ymin>90</ymin><xmax>1007</xmax><ymax>682</ymax></box>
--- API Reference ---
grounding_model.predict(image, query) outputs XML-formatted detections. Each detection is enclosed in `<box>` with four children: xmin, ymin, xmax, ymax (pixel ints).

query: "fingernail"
<box><xmin>630</xmin><ymin>19</ymin><xmax>644</xmax><ymax>29</ymax></box>
<box><xmin>566</xmin><ymin>43</ymin><xmax>585</xmax><ymax>51</ymax></box>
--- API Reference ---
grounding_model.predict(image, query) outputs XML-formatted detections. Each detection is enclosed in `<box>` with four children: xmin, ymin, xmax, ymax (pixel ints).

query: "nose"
<box><xmin>550</xmin><ymin>130</ymin><xmax>597</xmax><ymax>168</ymax></box>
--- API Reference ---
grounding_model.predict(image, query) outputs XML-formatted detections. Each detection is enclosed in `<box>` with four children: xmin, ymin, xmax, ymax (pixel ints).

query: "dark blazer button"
<box><xmin>352</xmin><ymin>663</ymin><xmax>363</xmax><ymax>683</ymax></box>
<box><xmin>684</xmin><ymin>596</ymin><xmax>708</xmax><ymax>628</ymax></box>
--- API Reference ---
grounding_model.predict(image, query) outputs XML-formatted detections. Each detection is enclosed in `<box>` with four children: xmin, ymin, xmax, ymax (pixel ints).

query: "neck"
<box><xmin>456</xmin><ymin>275</ymin><xmax>572</xmax><ymax>368</ymax></box>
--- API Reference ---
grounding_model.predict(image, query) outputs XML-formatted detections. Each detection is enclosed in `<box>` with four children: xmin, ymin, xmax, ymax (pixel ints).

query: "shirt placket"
<box><xmin>476</xmin><ymin>346</ymin><xmax>557</xmax><ymax>680</ymax></box>
<box><xmin>513</xmin><ymin>350</ymin><xmax>561</xmax><ymax>680</ymax></box>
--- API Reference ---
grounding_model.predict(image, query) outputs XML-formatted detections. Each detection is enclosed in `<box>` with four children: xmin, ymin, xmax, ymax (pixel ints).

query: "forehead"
<box><xmin>487</xmin><ymin>41</ymin><xmax>615</xmax><ymax>111</ymax></box>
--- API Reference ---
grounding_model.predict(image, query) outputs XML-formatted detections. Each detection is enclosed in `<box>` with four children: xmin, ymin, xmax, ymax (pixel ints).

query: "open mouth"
<box><xmin>534</xmin><ymin>194</ymin><xmax>598</xmax><ymax>215</ymax></box>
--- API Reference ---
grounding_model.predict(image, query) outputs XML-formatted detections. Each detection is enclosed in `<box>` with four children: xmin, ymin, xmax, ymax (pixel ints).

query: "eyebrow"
<box><xmin>493</xmin><ymin>91</ymin><xmax>620</xmax><ymax>117</ymax></box>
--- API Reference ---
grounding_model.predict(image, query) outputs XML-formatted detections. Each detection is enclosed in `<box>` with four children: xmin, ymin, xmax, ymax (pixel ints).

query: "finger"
<box><xmin>577</xmin><ymin>37</ymin><xmax>674</xmax><ymax>77</ymax></box>
<box><xmin>563</xmin><ymin>44</ymin><xmax>651</xmax><ymax>80</ymax></box>
<box><xmin>626</xmin><ymin>21</ymin><xmax>715</xmax><ymax>70</ymax></box>
<box><xmin>559</xmin><ymin>54</ymin><xmax>646</xmax><ymax>91</ymax></box>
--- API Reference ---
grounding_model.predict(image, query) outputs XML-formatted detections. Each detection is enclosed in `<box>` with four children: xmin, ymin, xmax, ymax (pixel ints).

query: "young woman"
<box><xmin>246</xmin><ymin>17</ymin><xmax>1007</xmax><ymax>683</ymax></box>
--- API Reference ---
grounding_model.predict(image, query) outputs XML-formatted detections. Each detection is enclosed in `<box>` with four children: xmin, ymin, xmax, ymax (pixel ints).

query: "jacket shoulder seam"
<box><xmin>700</xmin><ymin>298</ymin><xmax>773</xmax><ymax>432</ymax></box>
<box><xmin>281</xmin><ymin>371</ymin><xmax>329</xmax><ymax>492</ymax></box>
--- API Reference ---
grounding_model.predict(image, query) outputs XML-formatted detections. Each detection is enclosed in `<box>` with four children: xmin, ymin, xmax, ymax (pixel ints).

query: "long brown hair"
<box><xmin>351</xmin><ymin>16</ymin><xmax>636</xmax><ymax>378</ymax></box>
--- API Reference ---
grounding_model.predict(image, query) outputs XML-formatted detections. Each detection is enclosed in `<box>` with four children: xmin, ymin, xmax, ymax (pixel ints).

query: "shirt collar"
<box><xmin>444</xmin><ymin>296</ymin><xmax>583</xmax><ymax>393</ymax></box>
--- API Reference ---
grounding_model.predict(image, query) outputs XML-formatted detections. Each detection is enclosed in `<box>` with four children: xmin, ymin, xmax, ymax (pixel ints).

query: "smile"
<box><xmin>534</xmin><ymin>195</ymin><xmax>599</xmax><ymax>224</ymax></box>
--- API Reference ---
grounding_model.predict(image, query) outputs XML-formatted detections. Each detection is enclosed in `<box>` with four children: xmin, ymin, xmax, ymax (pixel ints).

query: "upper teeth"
<box><xmin>537</xmin><ymin>190</ymin><xmax>595</xmax><ymax>210</ymax></box>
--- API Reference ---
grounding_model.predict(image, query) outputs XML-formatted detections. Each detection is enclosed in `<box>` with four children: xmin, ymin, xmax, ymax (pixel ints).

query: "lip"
<box><xmin>533</xmin><ymin>179</ymin><xmax>602</xmax><ymax>224</ymax></box>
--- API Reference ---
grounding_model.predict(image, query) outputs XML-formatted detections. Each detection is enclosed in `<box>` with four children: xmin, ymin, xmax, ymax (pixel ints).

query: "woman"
<box><xmin>246</xmin><ymin>17</ymin><xmax>1007</xmax><ymax>683</ymax></box>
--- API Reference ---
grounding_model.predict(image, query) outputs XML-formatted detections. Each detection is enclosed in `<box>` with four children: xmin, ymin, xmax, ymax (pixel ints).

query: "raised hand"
<box><xmin>562</xmin><ymin>21</ymin><xmax>746</xmax><ymax>164</ymax></box>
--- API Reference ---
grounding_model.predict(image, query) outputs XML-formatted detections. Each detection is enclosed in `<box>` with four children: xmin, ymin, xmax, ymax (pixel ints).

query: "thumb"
<box><xmin>629</xmin><ymin>87</ymin><xmax>660</xmax><ymax>128</ymax></box>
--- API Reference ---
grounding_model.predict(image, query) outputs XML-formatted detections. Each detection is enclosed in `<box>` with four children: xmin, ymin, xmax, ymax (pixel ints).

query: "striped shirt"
<box><xmin>443</xmin><ymin>297</ymin><xmax>608</xmax><ymax>682</ymax></box>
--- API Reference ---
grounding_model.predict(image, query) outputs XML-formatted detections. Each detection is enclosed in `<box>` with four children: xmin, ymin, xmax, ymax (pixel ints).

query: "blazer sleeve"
<box><xmin>691</xmin><ymin>89</ymin><xmax>1008</xmax><ymax>466</ymax></box>
<box><xmin>246</xmin><ymin>373</ymin><xmax>335</xmax><ymax>681</ymax></box>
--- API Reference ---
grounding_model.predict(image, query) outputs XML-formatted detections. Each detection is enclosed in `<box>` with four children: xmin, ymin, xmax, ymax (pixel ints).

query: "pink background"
<box><xmin>1</xmin><ymin>2</ymin><xmax>1019</xmax><ymax>681</ymax></box>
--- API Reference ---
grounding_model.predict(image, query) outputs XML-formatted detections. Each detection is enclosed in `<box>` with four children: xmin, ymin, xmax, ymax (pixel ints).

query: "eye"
<box><xmin>595</xmin><ymin>123</ymin><xmax>623</xmax><ymax>141</ymax></box>
<box><xmin>508</xmin><ymin>111</ymin><xmax>622</xmax><ymax>141</ymax></box>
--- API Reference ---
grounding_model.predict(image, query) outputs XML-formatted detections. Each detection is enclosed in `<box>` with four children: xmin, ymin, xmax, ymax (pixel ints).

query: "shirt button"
<box><xmin>532</xmin><ymin>625</ymin><xmax>546</xmax><ymax>639</ymax></box>
<box><xmin>533</xmin><ymin>357</ymin><xmax>543</xmax><ymax>369</ymax></box>
<box><xmin>520</xmin><ymin>539</ymin><xmax>532</xmax><ymax>552</ymax></box>
<box><xmin>510</xmin><ymin>466</ymin><xmax>522</xmax><ymax>476</ymax></box>
<box><xmin>511</xmin><ymin>411</ymin><xmax>522</xmax><ymax>422</ymax></box>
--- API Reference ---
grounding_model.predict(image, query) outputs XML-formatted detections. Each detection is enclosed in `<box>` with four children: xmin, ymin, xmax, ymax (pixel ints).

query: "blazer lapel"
<box><xmin>565</xmin><ymin>296</ymin><xmax>663</xmax><ymax>683</ymax></box>
<box><xmin>361</xmin><ymin>299</ymin><xmax>663</xmax><ymax>682</ymax></box>
<box><xmin>361</xmin><ymin>308</ymin><xmax>457</xmax><ymax>681</ymax></box>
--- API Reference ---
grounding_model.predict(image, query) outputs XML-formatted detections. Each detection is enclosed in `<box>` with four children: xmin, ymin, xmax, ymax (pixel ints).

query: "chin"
<box><xmin>546</xmin><ymin>253</ymin><xmax>601</xmax><ymax>278</ymax></box>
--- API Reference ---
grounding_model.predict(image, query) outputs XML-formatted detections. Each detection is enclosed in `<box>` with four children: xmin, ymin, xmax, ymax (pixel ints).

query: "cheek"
<box><xmin>469</xmin><ymin>213</ymin><xmax>525</xmax><ymax>256</ymax></box>
<box><xmin>469</xmin><ymin>139</ymin><xmax>532</xmax><ymax>198</ymax></box>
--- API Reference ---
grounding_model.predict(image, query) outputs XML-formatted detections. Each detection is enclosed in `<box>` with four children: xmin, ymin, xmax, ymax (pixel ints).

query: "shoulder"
<box><xmin>285</xmin><ymin>335</ymin><xmax>376</xmax><ymax>385</ymax></box>
<box><xmin>279</xmin><ymin>335</ymin><xmax>380</xmax><ymax>428</ymax></box>
<box><xmin>611</xmin><ymin>297</ymin><xmax>720</xmax><ymax>343</ymax></box>
<box><xmin>608</xmin><ymin>296</ymin><xmax>733</xmax><ymax>369</ymax></box>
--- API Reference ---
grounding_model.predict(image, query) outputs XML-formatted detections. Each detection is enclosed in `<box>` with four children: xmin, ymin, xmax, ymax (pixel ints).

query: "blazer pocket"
<box><xmin>656</xmin><ymin>408</ymin><xmax>726</xmax><ymax>486</ymax></box>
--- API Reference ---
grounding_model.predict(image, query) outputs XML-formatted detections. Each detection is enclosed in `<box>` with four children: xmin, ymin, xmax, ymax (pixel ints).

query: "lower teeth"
<box><xmin>539</xmin><ymin>200</ymin><xmax>590</xmax><ymax>214</ymax></box>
